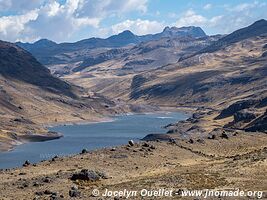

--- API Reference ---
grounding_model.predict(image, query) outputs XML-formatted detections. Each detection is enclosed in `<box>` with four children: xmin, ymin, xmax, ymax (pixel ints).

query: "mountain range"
<box><xmin>1</xmin><ymin>19</ymin><xmax>267</xmax><ymax>151</ymax></box>
<box><xmin>16</xmin><ymin>26</ymin><xmax>206</xmax><ymax>66</ymax></box>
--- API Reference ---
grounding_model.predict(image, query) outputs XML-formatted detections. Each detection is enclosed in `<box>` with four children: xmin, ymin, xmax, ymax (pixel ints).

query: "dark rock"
<box><xmin>245</xmin><ymin>110</ymin><xmax>267</xmax><ymax>132</ymax></box>
<box><xmin>33</xmin><ymin>182</ymin><xmax>41</xmax><ymax>187</ymax></box>
<box><xmin>176</xmin><ymin>189</ymin><xmax>184</xmax><ymax>196</ymax></box>
<box><xmin>71</xmin><ymin>185</ymin><xmax>78</xmax><ymax>190</ymax></box>
<box><xmin>81</xmin><ymin>149</ymin><xmax>88</xmax><ymax>154</ymax></box>
<box><xmin>188</xmin><ymin>139</ymin><xmax>194</xmax><ymax>144</ymax></box>
<box><xmin>70</xmin><ymin>169</ymin><xmax>108</xmax><ymax>181</ymax></box>
<box><xmin>23</xmin><ymin>160</ymin><xmax>30</xmax><ymax>167</ymax></box>
<box><xmin>128</xmin><ymin>140</ymin><xmax>134</xmax><ymax>146</ymax></box>
<box><xmin>44</xmin><ymin>190</ymin><xmax>53</xmax><ymax>195</ymax></box>
<box><xmin>51</xmin><ymin>156</ymin><xmax>58</xmax><ymax>162</ymax></box>
<box><xmin>22</xmin><ymin>182</ymin><xmax>29</xmax><ymax>188</ymax></box>
<box><xmin>221</xmin><ymin>132</ymin><xmax>229</xmax><ymax>139</ymax></box>
<box><xmin>50</xmin><ymin>195</ymin><xmax>60</xmax><ymax>200</ymax></box>
<box><xmin>256</xmin><ymin>97</ymin><xmax>267</xmax><ymax>108</ymax></box>
<box><xmin>142</xmin><ymin>143</ymin><xmax>150</xmax><ymax>147</ymax></box>
<box><xmin>142</xmin><ymin>134</ymin><xmax>172</xmax><ymax>141</ymax></box>
<box><xmin>262</xmin><ymin>51</ymin><xmax>267</xmax><ymax>57</ymax></box>
<box><xmin>233</xmin><ymin>110</ymin><xmax>256</xmax><ymax>123</ymax></box>
<box><xmin>169</xmin><ymin>138</ymin><xmax>177</xmax><ymax>144</ymax></box>
<box><xmin>69</xmin><ymin>189</ymin><xmax>81</xmax><ymax>197</ymax></box>
<box><xmin>215</xmin><ymin>99</ymin><xmax>259</xmax><ymax>119</ymax></box>
<box><xmin>50</xmin><ymin>192</ymin><xmax>59</xmax><ymax>199</ymax></box>
<box><xmin>43</xmin><ymin>177</ymin><xmax>51</xmax><ymax>183</ymax></box>
<box><xmin>166</xmin><ymin>129</ymin><xmax>178</xmax><ymax>134</ymax></box>
<box><xmin>208</xmin><ymin>134</ymin><xmax>216</xmax><ymax>139</ymax></box>
<box><xmin>13</xmin><ymin>117</ymin><xmax>33</xmax><ymax>124</ymax></box>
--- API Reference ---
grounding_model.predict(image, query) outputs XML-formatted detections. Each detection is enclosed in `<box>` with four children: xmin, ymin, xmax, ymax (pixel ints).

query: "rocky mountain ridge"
<box><xmin>16</xmin><ymin>26</ymin><xmax>206</xmax><ymax>66</ymax></box>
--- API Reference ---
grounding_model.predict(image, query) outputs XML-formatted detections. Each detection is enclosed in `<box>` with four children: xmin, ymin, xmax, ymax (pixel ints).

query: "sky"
<box><xmin>0</xmin><ymin>0</ymin><xmax>266</xmax><ymax>43</ymax></box>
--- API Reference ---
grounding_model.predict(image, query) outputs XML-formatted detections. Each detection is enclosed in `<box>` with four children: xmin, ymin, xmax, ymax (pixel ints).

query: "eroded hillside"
<box><xmin>0</xmin><ymin>41</ymin><xmax>125</xmax><ymax>151</ymax></box>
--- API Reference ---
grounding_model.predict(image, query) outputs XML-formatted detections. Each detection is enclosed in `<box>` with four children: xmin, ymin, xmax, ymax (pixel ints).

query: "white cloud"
<box><xmin>76</xmin><ymin>0</ymin><xmax>148</xmax><ymax>18</ymax></box>
<box><xmin>176</xmin><ymin>9</ymin><xmax>207</xmax><ymax>27</ymax></box>
<box><xmin>203</xmin><ymin>4</ymin><xmax>212</xmax><ymax>10</ymax></box>
<box><xmin>112</xmin><ymin>19</ymin><xmax>164</xmax><ymax>35</ymax></box>
<box><xmin>0</xmin><ymin>0</ymin><xmax>46</xmax><ymax>13</ymax></box>
<box><xmin>120</xmin><ymin>0</ymin><xmax>148</xmax><ymax>13</ymax></box>
<box><xmin>0</xmin><ymin>0</ymin><xmax>148</xmax><ymax>42</ymax></box>
<box><xmin>0</xmin><ymin>0</ymin><xmax>266</xmax><ymax>42</ymax></box>
<box><xmin>0</xmin><ymin>10</ymin><xmax>38</xmax><ymax>41</ymax></box>
<box><xmin>227</xmin><ymin>2</ymin><xmax>263</xmax><ymax>12</ymax></box>
<box><xmin>0</xmin><ymin>0</ymin><xmax>12</xmax><ymax>11</ymax></box>
<box><xmin>23</xmin><ymin>0</ymin><xmax>102</xmax><ymax>42</ymax></box>
<box><xmin>216</xmin><ymin>1</ymin><xmax>267</xmax><ymax>33</ymax></box>
<box><xmin>175</xmin><ymin>1</ymin><xmax>267</xmax><ymax>35</ymax></box>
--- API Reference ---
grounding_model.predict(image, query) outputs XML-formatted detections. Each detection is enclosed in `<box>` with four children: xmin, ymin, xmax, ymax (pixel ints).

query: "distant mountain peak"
<box><xmin>253</xmin><ymin>19</ymin><xmax>267</xmax><ymax>24</ymax></box>
<box><xmin>105</xmin><ymin>30</ymin><xmax>138</xmax><ymax>46</ymax></box>
<box><xmin>161</xmin><ymin>26</ymin><xmax>206</xmax><ymax>38</ymax></box>
<box><xmin>250</xmin><ymin>19</ymin><xmax>267</xmax><ymax>28</ymax></box>
<box><xmin>34</xmin><ymin>39</ymin><xmax>57</xmax><ymax>45</ymax></box>
<box><xmin>113</xmin><ymin>30</ymin><xmax>136</xmax><ymax>39</ymax></box>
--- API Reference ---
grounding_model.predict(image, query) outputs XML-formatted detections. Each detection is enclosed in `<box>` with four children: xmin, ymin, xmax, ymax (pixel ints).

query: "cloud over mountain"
<box><xmin>0</xmin><ymin>0</ymin><xmax>266</xmax><ymax>42</ymax></box>
<box><xmin>0</xmin><ymin>0</ymin><xmax>148</xmax><ymax>42</ymax></box>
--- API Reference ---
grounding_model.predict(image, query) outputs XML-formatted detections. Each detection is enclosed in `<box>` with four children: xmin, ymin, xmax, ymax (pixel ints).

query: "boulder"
<box><xmin>70</xmin><ymin>169</ymin><xmax>108</xmax><ymax>181</ymax></box>
<box><xmin>221</xmin><ymin>132</ymin><xmax>229</xmax><ymax>139</ymax></box>
<box><xmin>128</xmin><ymin>140</ymin><xmax>134</xmax><ymax>146</ymax></box>
<box><xmin>142</xmin><ymin>143</ymin><xmax>150</xmax><ymax>147</ymax></box>
<box><xmin>188</xmin><ymin>139</ymin><xmax>194</xmax><ymax>144</ymax></box>
<box><xmin>208</xmin><ymin>134</ymin><xmax>216</xmax><ymax>139</ymax></box>
<box><xmin>69</xmin><ymin>189</ymin><xmax>80</xmax><ymax>197</ymax></box>
<box><xmin>22</xmin><ymin>160</ymin><xmax>30</xmax><ymax>167</ymax></box>
<box><xmin>81</xmin><ymin>149</ymin><xmax>88</xmax><ymax>154</ymax></box>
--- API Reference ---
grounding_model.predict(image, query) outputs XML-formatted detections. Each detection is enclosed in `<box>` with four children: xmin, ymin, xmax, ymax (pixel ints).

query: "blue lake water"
<box><xmin>0</xmin><ymin>112</ymin><xmax>187</xmax><ymax>169</ymax></box>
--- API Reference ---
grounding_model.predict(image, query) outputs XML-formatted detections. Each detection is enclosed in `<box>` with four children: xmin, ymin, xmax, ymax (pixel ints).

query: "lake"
<box><xmin>0</xmin><ymin>112</ymin><xmax>187</xmax><ymax>169</ymax></box>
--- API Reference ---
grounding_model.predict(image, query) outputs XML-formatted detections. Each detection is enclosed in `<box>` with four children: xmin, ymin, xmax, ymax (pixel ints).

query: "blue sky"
<box><xmin>0</xmin><ymin>0</ymin><xmax>266</xmax><ymax>43</ymax></box>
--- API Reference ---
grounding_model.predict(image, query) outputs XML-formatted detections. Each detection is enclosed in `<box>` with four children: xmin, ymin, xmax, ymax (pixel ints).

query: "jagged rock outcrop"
<box><xmin>233</xmin><ymin>110</ymin><xmax>256</xmax><ymax>123</ymax></box>
<box><xmin>215</xmin><ymin>99</ymin><xmax>259</xmax><ymax>120</ymax></box>
<box><xmin>245</xmin><ymin>110</ymin><xmax>267</xmax><ymax>132</ymax></box>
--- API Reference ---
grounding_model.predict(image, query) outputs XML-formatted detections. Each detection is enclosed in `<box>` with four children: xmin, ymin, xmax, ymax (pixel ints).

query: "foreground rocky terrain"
<box><xmin>0</xmin><ymin>108</ymin><xmax>266</xmax><ymax>199</ymax></box>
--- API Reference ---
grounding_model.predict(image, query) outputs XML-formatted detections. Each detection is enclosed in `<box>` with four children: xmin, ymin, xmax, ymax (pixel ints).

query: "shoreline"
<box><xmin>0</xmin><ymin>108</ymin><xmax>190</xmax><ymax>155</ymax></box>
